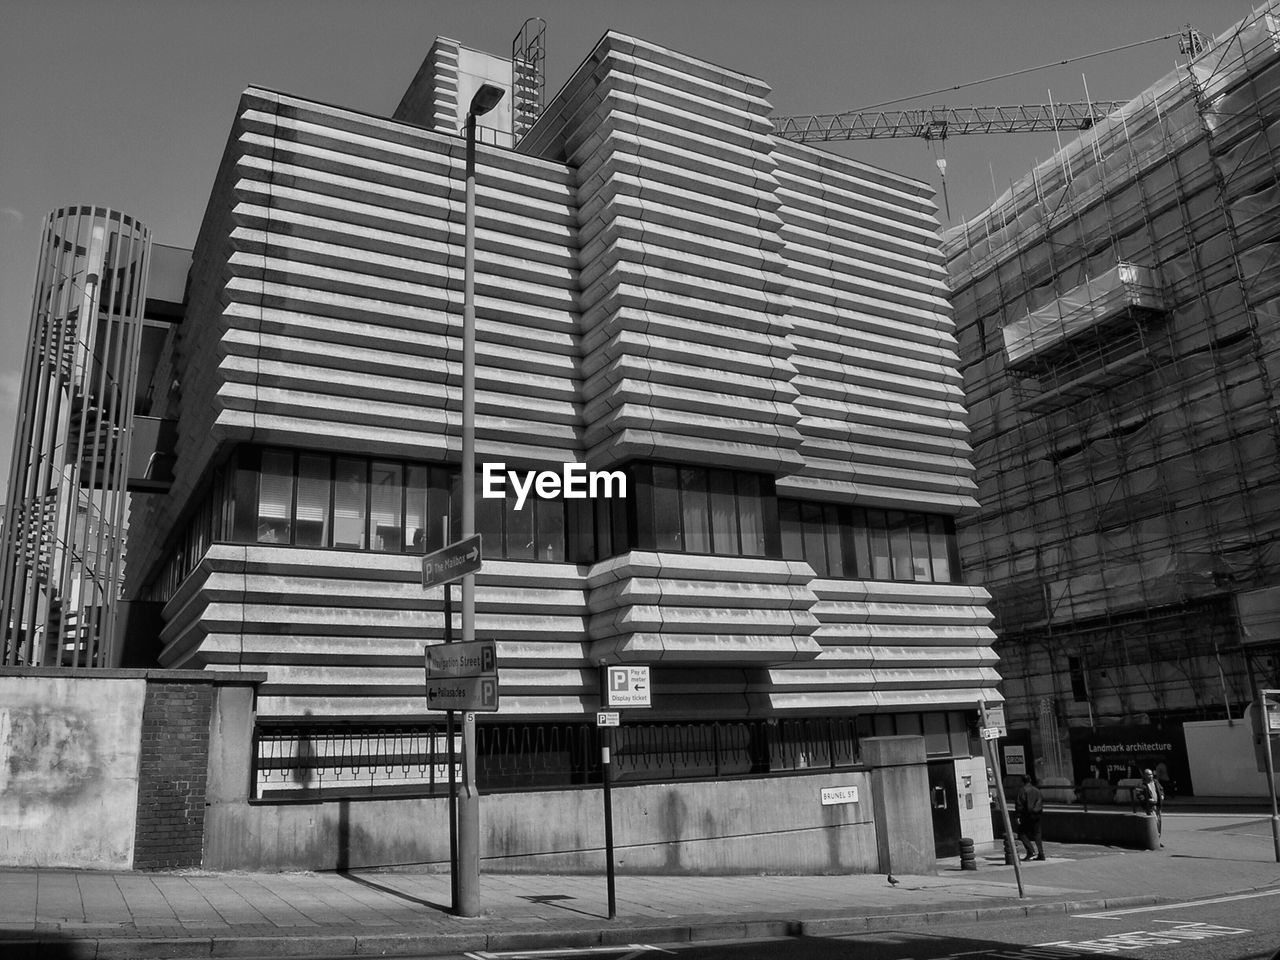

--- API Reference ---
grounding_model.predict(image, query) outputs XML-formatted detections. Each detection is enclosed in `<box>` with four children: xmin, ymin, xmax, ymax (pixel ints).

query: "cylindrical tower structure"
<box><xmin>0</xmin><ymin>205</ymin><xmax>151</xmax><ymax>667</ymax></box>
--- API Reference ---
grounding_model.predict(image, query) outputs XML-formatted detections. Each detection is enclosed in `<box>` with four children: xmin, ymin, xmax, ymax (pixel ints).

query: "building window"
<box><xmin>256</xmin><ymin>449</ymin><xmax>294</xmax><ymax>544</ymax></box>
<box><xmin>633</xmin><ymin>462</ymin><xmax>780</xmax><ymax>558</ymax></box>
<box><xmin>295</xmin><ymin>454</ymin><xmax>331</xmax><ymax>547</ymax></box>
<box><xmin>779</xmin><ymin>501</ymin><xmax>960</xmax><ymax>582</ymax></box>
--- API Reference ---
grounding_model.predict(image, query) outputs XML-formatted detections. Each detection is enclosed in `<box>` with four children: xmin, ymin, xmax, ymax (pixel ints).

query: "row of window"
<box><xmin>144</xmin><ymin>447</ymin><xmax>964</xmax><ymax>601</ymax></box>
<box><xmin>780</xmin><ymin>501</ymin><xmax>960</xmax><ymax>583</ymax></box>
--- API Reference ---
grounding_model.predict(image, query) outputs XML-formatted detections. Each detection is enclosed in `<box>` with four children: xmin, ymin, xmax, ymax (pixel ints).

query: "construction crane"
<box><xmin>770</xmin><ymin>101</ymin><xmax>1125</xmax><ymax>144</ymax></box>
<box><xmin>767</xmin><ymin>25</ymin><xmax>1211</xmax><ymax>217</ymax></box>
<box><xmin>771</xmin><ymin>101</ymin><xmax>1124</xmax><ymax>217</ymax></box>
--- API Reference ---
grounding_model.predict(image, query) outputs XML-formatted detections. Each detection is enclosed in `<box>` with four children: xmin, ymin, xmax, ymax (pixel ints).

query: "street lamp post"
<box><xmin>457</xmin><ymin>81</ymin><xmax>504</xmax><ymax>919</ymax></box>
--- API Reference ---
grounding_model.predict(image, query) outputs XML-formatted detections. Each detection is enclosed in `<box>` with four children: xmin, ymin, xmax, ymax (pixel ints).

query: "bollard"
<box><xmin>1003</xmin><ymin>834</ymin><xmax>1017</xmax><ymax>865</ymax></box>
<box><xmin>959</xmin><ymin>837</ymin><xmax>977</xmax><ymax>871</ymax></box>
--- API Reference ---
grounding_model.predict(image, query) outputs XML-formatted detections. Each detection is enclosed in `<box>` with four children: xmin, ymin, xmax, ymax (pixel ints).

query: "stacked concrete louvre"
<box><xmin>523</xmin><ymin>34</ymin><xmax>803</xmax><ymax>473</ymax></box>
<box><xmin>125</xmin><ymin>32</ymin><xmax>996</xmax><ymax>721</ymax></box>
<box><xmin>943</xmin><ymin>5</ymin><xmax>1280</xmax><ymax>748</ymax></box>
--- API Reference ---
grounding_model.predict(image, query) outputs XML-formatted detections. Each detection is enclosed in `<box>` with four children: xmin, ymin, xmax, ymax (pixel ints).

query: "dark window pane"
<box><xmin>651</xmin><ymin>465</ymin><xmax>682</xmax><ymax>552</ymax></box>
<box><xmin>927</xmin><ymin>515</ymin><xmax>954</xmax><ymax>582</ymax></box>
<box><xmin>947</xmin><ymin>711</ymin><xmax>968</xmax><ymax>756</ymax></box>
<box><xmin>232</xmin><ymin>450</ymin><xmax>259</xmax><ymax>542</ymax></box>
<box><xmin>506</xmin><ymin>496</ymin><xmax>535</xmax><ymax>559</ymax></box>
<box><xmin>405</xmin><ymin>465</ymin><xmax>429</xmax><ymax>552</ymax></box>
<box><xmin>800</xmin><ymin>502</ymin><xmax>827</xmax><ymax>576</ymax></box>
<box><xmin>593</xmin><ymin>497</ymin><xmax>611</xmax><ymax>560</ymax></box>
<box><xmin>848</xmin><ymin>507</ymin><xmax>871</xmax><ymax>579</ymax></box>
<box><xmin>257</xmin><ymin>449</ymin><xmax>293</xmax><ymax>544</ymax></box>
<box><xmin>779</xmin><ymin>499</ymin><xmax>803</xmax><ymax>560</ymax></box>
<box><xmin>923</xmin><ymin>712</ymin><xmax>950</xmax><ymax>756</ymax></box>
<box><xmin>611</xmin><ymin>488</ymin><xmax>630</xmax><ymax>555</ymax></box>
<box><xmin>477</xmin><ymin>488</ymin><xmax>504</xmax><ymax>555</ymax></box>
<box><xmin>708</xmin><ymin>469</ymin><xmax>737</xmax><ymax>555</ymax></box>
<box><xmin>333</xmin><ymin>458</ymin><xmax>368</xmax><ymax>548</ymax></box>
<box><xmin>370</xmin><ymin>461</ymin><xmax>404</xmax><ymax>552</ymax></box>
<box><xmin>909</xmin><ymin>513</ymin><xmax>931</xmax><ymax>581</ymax></box>
<box><xmin>887</xmin><ymin>511</ymin><xmax>913</xmax><ymax>580</ymax></box>
<box><xmin>447</xmin><ymin>472</ymin><xmax>462</xmax><ymax>544</ymax></box>
<box><xmin>680</xmin><ymin>468</ymin><xmax>710</xmax><ymax>553</ymax></box>
<box><xmin>569</xmin><ymin>498</ymin><xmax>596</xmax><ymax>563</ymax></box>
<box><xmin>737</xmin><ymin>474</ymin><xmax>767</xmax><ymax>556</ymax></box>
<box><xmin>536</xmin><ymin>500</ymin><xmax>565</xmax><ymax>561</ymax></box>
<box><xmin>896</xmin><ymin>713</ymin><xmax>923</xmax><ymax>737</ymax></box>
<box><xmin>823</xmin><ymin>504</ymin><xmax>845</xmax><ymax>578</ymax></box>
<box><xmin>424</xmin><ymin>468</ymin><xmax>454</xmax><ymax>553</ymax></box>
<box><xmin>295</xmin><ymin>454</ymin><xmax>331</xmax><ymax>547</ymax></box>
<box><xmin>867</xmin><ymin>509</ymin><xmax>892</xmax><ymax>579</ymax></box>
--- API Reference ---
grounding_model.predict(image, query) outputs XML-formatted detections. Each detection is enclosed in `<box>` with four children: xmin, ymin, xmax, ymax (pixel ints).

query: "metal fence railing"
<box><xmin>252</xmin><ymin>717</ymin><xmax>863</xmax><ymax>801</ymax></box>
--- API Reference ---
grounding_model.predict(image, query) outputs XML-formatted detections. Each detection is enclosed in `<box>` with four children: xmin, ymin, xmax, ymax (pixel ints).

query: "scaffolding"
<box><xmin>943</xmin><ymin>4</ymin><xmax>1280</xmax><ymax>755</ymax></box>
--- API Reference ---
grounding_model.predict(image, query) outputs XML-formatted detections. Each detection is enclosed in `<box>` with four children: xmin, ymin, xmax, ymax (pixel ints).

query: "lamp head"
<box><xmin>469</xmin><ymin>83</ymin><xmax>505</xmax><ymax>118</ymax></box>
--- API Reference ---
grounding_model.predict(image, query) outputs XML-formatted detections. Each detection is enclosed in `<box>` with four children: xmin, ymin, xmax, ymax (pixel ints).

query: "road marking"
<box><xmin>1074</xmin><ymin>887</ymin><xmax>1280</xmax><ymax>919</ymax></box>
<box><xmin>466</xmin><ymin>946</ymin><xmax>674</xmax><ymax>960</ymax></box>
<box><xmin>1040</xmin><ymin>922</ymin><xmax>1252</xmax><ymax>951</ymax></box>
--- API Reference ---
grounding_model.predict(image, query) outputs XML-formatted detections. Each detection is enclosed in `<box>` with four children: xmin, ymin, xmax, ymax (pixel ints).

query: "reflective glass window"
<box><xmin>708</xmin><ymin>469</ymin><xmax>738</xmax><ymax>555</ymax></box>
<box><xmin>295</xmin><ymin>454</ymin><xmax>331</xmax><ymax>546</ymax></box>
<box><xmin>736</xmin><ymin>474</ymin><xmax>766</xmax><ymax>557</ymax></box>
<box><xmin>680</xmin><ymin>468</ymin><xmax>711</xmax><ymax>553</ymax></box>
<box><xmin>333</xmin><ymin>458</ymin><xmax>368</xmax><ymax>549</ymax></box>
<box><xmin>370</xmin><ymin>461</ymin><xmax>403</xmax><ymax>552</ymax></box>
<box><xmin>257</xmin><ymin>450</ymin><xmax>293</xmax><ymax>544</ymax></box>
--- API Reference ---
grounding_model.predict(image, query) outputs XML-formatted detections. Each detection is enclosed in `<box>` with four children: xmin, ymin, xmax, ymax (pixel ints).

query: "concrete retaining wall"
<box><xmin>0</xmin><ymin>669</ymin><xmax>263</xmax><ymax>870</ymax></box>
<box><xmin>205</xmin><ymin>770</ymin><xmax>879</xmax><ymax>875</ymax></box>
<box><xmin>0</xmin><ymin>675</ymin><xmax>145</xmax><ymax>869</ymax></box>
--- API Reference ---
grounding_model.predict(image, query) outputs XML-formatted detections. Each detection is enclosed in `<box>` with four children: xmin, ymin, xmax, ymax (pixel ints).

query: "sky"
<box><xmin>0</xmin><ymin>0</ymin><xmax>1262</xmax><ymax>492</ymax></box>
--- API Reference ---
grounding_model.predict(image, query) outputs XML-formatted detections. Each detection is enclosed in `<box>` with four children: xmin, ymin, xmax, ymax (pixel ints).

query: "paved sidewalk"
<box><xmin>3</xmin><ymin>818</ymin><xmax>1279</xmax><ymax>959</ymax></box>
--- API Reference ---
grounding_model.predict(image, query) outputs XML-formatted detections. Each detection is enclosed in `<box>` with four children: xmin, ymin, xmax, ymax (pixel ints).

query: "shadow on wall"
<box><xmin>333</xmin><ymin>799</ymin><xmax>451</xmax><ymax>912</ymax></box>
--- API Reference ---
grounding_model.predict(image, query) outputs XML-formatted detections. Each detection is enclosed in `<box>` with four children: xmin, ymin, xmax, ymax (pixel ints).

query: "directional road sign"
<box><xmin>426</xmin><ymin>676</ymin><xmax>499</xmax><ymax>712</ymax></box>
<box><xmin>421</xmin><ymin>533</ymin><xmax>482</xmax><ymax>589</ymax></box>
<box><xmin>982</xmin><ymin>700</ymin><xmax>1007</xmax><ymax>738</ymax></box>
<box><xmin>425</xmin><ymin>640</ymin><xmax>497</xmax><ymax>679</ymax></box>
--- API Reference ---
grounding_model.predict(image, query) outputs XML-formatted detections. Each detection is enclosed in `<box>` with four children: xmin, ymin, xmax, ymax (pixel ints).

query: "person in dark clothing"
<box><xmin>1015</xmin><ymin>775</ymin><xmax>1045</xmax><ymax>861</ymax></box>
<box><xmin>1137</xmin><ymin>767</ymin><xmax>1165</xmax><ymax>844</ymax></box>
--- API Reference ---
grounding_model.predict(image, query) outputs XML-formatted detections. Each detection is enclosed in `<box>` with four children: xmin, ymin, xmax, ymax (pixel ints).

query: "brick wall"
<box><xmin>132</xmin><ymin>680</ymin><xmax>214</xmax><ymax>869</ymax></box>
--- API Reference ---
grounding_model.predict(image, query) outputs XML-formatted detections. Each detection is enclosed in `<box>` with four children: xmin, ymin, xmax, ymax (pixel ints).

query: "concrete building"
<box><xmin>3</xmin><ymin>30</ymin><xmax>999</xmax><ymax>871</ymax></box>
<box><xmin>943</xmin><ymin>6</ymin><xmax>1280</xmax><ymax>790</ymax></box>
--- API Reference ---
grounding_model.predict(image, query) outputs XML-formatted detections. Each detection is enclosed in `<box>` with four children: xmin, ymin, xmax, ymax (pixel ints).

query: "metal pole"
<box><xmin>602</xmin><ymin>722</ymin><xmax>617</xmax><ymax>920</ymax></box>
<box><xmin>456</xmin><ymin>108</ymin><xmax>482</xmax><ymax>919</ymax></box>
<box><xmin>599</xmin><ymin>665</ymin><xmax>617</xmax><ymax>919</ymax></box>
<box><xmin>1250</xmin><ymin>665</ymin><xmax>1280</xmax><ymax>863</ymax></box>
<box><xmin>444</xmin><ymin>560</ymin><xmax>458</xmax><ymax>911</ymax></box>
<box><xmin>981</xmin><ymin>705</ymin><xmax>1024</xmax><ymax>898</ymax></box>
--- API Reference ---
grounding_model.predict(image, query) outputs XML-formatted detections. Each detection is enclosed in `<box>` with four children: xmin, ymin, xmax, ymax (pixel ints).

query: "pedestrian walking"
<box><xmin>1015</xmin><ymin>775</ymin><xmax>1045</xmax><ymax>861</ymax></box>
<box><xmin>1137</xmin><ymin>767</ymin><xmax>1164</xmax><ymax>844</ymax></box>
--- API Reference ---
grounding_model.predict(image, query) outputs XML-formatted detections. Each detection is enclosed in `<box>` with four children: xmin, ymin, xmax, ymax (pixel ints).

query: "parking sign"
<box><xmin>604</xmin><ymin>665</ymin><xmax>651</xmax><ymax>707</ymax></box>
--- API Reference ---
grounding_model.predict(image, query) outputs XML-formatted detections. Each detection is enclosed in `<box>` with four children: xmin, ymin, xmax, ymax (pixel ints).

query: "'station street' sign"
<box><xmin>425</xmin><ymin>638</ymin><xmax>500</xmax><ymax>712</ymax></box>
<box><xmin>426</xmin><ymin>640</ymin><xmax>496</xmax><ymax>678</ymax></box>
<box><xmin>421</xmin><ymin>533</ymin><xmax>482</xmax><ymax>589</ymax></box>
